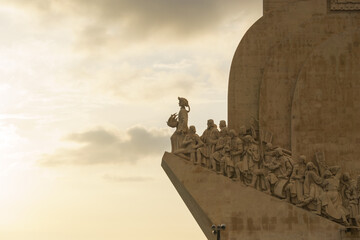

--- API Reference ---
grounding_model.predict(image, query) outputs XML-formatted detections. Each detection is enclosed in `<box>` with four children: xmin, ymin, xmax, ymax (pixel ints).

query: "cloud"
<box><xmin>7</xmin><ymin>0</ymin><xmax>262</xmax><ymax>47</ymax></box>
<box><xmin>39</xmin><ymin>126</ymin><xmax>170</xmax><ymax>166</ymax></box>
<box><xmin>96</xmin><ymin>67</ymin><xmax>199</xmax><ymax>102</ymax></box>
<box><xmin>65</xmin><ymin>129</ymin><xmax>118</xmax><ymax>145</ymax></box>
<box><xmin>0</xmin><ymin>0</ymin><xmax>262</xmax><ymax>104</ymax></box>
<box><xmin>103</xmin><ymin>174</ymin><xmax>153</xmax><ymax>183</ymax></box>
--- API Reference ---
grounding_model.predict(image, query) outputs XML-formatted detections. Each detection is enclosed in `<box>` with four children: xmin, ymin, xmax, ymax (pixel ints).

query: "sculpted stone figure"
<box><xmin>297</xmin><ymin>162</ymin><xmax>323</xmax><ymax>214</ymax></box>
<box><xmin>167</xmin><ymin>97</ymin><xmax>190</xmax><ymax>152</ymax></box>
<box><xmin>237</xmin><ymin>135</ymin><xmax>259</xmax><ymax>184</ymax></box>
<box><xmin>357</xmin><ymin>175</ymin><xmax>360</xmax><ymax>195</ymax></box>
<box><xmin>339</xmin><ymin>172</ymin><xmax>352</xmax><ymax>209</ymax></box>
<box><xmin>210</xmin><ymin>127</ymin><xmax>231</xmax><ymax>174</ymax></box>
<box><xmin>319</xmin><ymin>167</ymin><xmax>349</xmax><ymax>225</ymax></box>
<box><xmin>285</xmin><ymin>155</ymin><xmax>306</xmax><ymax>204</ymax></box>
<box><xmin>223</xmin><ymin>142</ymin><xmax>234</xmax><ymax>178</ymax></box>
<box><xmin>249</xmin><ymin>116</ymin><xmax>259</xmax><ymax>140</ymax></box>
<box><xmin>196</xmin><ymin>119</ymin><xmax>219</xmax><ymax>167</ymax></box>
<box><xmin>246</xmin><ymin>136</ymin><xmax>263</xmax><ymax>188</ymax></box>
<box><xmin>174</xmin><ymin>125</ymin><xmax>204</xmax><ymax>164</ymax></box>
<box><xmin>219</xmin><ymin>120</ymin><xmax>227</xmax><ymax>131</ymax></box>
<box><xmin>249</xmin><ymin>142</ymin><xmax>275</xmax><ymax>191</ymax></box>
<box><xmin>344</xmin><ymin>179</ymin><xmax>359</xmax><ymax>226</ymax></box>
<box><xmin>264</xmin><ymin>148</ymin><xmax>292</xmax><ymax>198</ymax></box>
<box><xmin>224</xmin><ymin>129</ymin><xmax>242</xmax><ymax>180</ymax></box>
<box><xmin>318</xmin><ymin>168</ymin><xmax>350</xmax><ymax>225</ymax></box>
<box><xmin>238</xmin><ymin>125</ymin><xmax>247</xmax><ymax>139</ymax></box>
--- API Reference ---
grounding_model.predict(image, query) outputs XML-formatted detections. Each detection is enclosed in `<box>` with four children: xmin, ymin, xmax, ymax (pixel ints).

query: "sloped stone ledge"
<box><xmin>161</xmin><ymin>152</ymin><xmax>358</xmax><ymax>240</ymax></box>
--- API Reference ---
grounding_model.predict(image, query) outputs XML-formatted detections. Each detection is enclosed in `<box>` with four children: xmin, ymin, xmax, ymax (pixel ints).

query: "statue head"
<box><xmin>265</xmin><ymin>142</ymin><xmax>273</xmax><ymax>150</ymax></box>
<box><xmin>306</xmin><ymin>162</ymin><xmax>315</xmax><ymax>171</ymax></box>
<box><xmin>275</xmin><ymin>147</ymin><xmax>283</xmax><ymax>156</ymax></box>
<box><xmin>342</xmin><ymin>172</ymin><xmax>350</xmax><ymax>182</ymax></box>
<box><xmin>219</xmin><ymin>120</ymin><xmax>227</xmax><ymax>130</ymax></box>
<box><xmin>189</xmin><ymin>125</ymin><xmax>196</xmax><ymax>134</ymax></box>
<box><xmin>207</xmin><ymin>119</ymin><xmax>214</xmax><ymax>129</ymax></box>
<box><xmin>243</xmin><ymin>135</ymin><xmax>255</xmax><ymax>144</ymax></box>
<box><xmin>229</xmin><ymin>129</ymin><xmax>237</xmax><ymax>138</ymax></box>
<box><xmin>239</xmin><ymin>125</ymin><xmax>247</xmax><ymax>135</ymax></box>
<box><xmin>178</xmin><ymin>97</ymin><xmax>190</xmax><ymax>112</ymax></box>
<box><xmin>298</xmin><ymin>155</ymin><xmax>306</xmax><ymax>164</ymax></box>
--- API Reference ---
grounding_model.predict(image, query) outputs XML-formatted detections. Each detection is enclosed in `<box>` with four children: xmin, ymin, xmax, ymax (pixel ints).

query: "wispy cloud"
<box><xmin>0</xmin><ymin>0</ymin><xmax>262</xmax><ymax>105</ymax></box>
<box><xmin>103</xmin><ymin>174</ymin><xmax>154</xmax><ymax>183</ymax></box>
<box><xmin>38</xmin><ymin>126</ymin><xmax>170</xmax><ymax>166</ymax></box>
<box><xmin>8</xmin><ymin>0</ymin><xmax>262</xmax><ymax>47</ymax></box>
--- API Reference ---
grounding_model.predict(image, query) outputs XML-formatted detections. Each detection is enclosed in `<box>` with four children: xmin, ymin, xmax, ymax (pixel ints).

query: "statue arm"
<box><xmin>215</xmin><ymin>143</ymin><xmax>224</xmax><ymax>151</ymax></box>
<box><xmin>167</xmin><ymin>114</ymin><xmax>178</xmax><ymax>128</ymax></box>
<box><xmin>231</xmin><ymin>145</ymin><xmax>243</xmax><ymax>156</ymax></box>
<box><xmin>209</xmin><ymin>139</ymin><xmax>218</xmax><ymax>145</ymax></box>
<box><xmin>268</xmin><ymin>162</ymin><xmax>280</xmax><ymax>170</ymax></box>
<box><xmin>290</xmin><ymin>165</ymin><xmax>298</xmax><ymax>179</ymax></box>
<box><xmin>195</xmin><ymin>135</ymin><xmax>204</xmax><ymax>148</ymax></box>
<box><xmin>252</xmin><ymin>146</ymin><xmax>260</xmax><ymax>162</ymax></box>
<box><xmin>285</xmin><ymin>161</ymin><xmax>293</xmax><ymax>177</ymax></box>
<box><xmin>200</xmin><ymin>131</ymin><xmax>206</xmax><ymax>143</ymax></box>
<box><xmin>182</xmin><ymin>135</ymin><xmax>192</xmax><ymax>146</ymax></box>
<box><xmin>309</xmin><ymin>172</ymin><xmax>323</xmax><ymax>185</ymax></box>
<box><xmin>209</xmin><ymin>131</ymin><xmax>219</xmax><ymax>145</ymax></box>
<box><xmin>345</xmin><ymin>189</ymin><xmax>353</xmax><ymax>200</ymax></box>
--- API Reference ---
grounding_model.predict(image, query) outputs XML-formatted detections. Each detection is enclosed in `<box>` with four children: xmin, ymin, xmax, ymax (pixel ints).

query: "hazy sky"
<box><xmin>0</xmin><ymin>1</ymin><xmax>262</xmax><ymax>239</ymax></box>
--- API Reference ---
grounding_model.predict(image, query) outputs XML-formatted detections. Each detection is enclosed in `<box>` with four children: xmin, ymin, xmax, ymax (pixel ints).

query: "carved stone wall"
<box><xmin>291</xmin><ymin>29</ymin><xmax>360</xmax><ymax>172</ymax></box>
<box><xmin>229</xmin><ymin>0</ymin><xmax>329</xmax><ymax>140</ymax></box>
<box><xmin>330</xmin><ymin>0</ymin><xmax>360</xmax><ymax>10</ymax></box>
<box><xmin>263</xmin><ymin>0</ymin><xmax>298</xmax><ymax>15</ymax></box>
<box><xmin>229</xmin><ymin>0</ymin><xmax>360</xmax><ymax>168</ymax></box>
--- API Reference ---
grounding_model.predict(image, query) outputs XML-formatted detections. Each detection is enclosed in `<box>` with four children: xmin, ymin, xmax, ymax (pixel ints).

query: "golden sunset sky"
<box><xmin>0</xmin><ymin>1</ymin><xmax>261</xmax><ymax>239</ymax></box>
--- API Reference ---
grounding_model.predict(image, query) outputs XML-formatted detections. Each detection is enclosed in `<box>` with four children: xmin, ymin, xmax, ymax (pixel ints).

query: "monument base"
<box><xmin>162</xmin><ymin>152</ymin><xmax>360</xmax><ymax>240</ymax></box>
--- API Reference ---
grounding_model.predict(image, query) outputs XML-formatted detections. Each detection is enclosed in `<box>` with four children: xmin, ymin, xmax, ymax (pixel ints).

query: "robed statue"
<box><xmin>167</xmin><ymin>97</ymin><xmax>190</xmax><ymax>152</ymax></box>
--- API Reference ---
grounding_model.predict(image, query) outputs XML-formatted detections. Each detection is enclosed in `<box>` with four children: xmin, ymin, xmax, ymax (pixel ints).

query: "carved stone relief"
<box><xmin>167</xmin><ymin>100</ymin><xmax>360</xmax><ymax>227</ymax></box>
<box><xmin>330</xmin><ymin>0</ymin><xmax>360</xmax><ymax>10</ymax></box>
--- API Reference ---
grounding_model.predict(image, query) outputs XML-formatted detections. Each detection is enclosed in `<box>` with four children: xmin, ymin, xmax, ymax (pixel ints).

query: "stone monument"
<box><xmin>162</xmin><ymin>0</ymin><xmax>360</xmax><ymax>239</ymax></box>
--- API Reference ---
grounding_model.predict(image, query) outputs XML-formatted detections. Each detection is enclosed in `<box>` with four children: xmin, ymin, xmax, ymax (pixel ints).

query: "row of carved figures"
<box><xmin>167</xmin><ymin>97</ymin><xmax>360</xmax><ymax>227</ymax></box>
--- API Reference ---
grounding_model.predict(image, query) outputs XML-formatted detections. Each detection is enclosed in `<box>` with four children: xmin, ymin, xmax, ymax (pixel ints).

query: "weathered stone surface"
<box><xmin>259</xmin><ymin>15</ymin><xmax>360</xmax><ymax>149</ymax></box>
<box><xmin>162</xmin><ymin>152</ymin><xmax>344</xmax><ymax>240</ymax></box>
<box><xmin>291</xmin><ymin>29</ymin><xmax>360</xmax><ymax>172</ymax></box>
<box><xmin>330</xmin><ymin>0</ymin><xmax>360</xmax><ymax>11</ymax></box>
<box><xmin>230</xmin><ymin>0</ymin><xmax>360</xmax><ymax>165</ymax></box>
<box><xmin>229</xmin><ymin>0</ymin><xmax>327</xmax><ymax>132</ymax></box>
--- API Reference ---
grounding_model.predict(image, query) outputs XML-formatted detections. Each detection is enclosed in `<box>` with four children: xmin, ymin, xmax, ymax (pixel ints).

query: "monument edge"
<box><xmin>161</xmin><ymin>152</ymin><xmax>215</xmax><ymax>240</ymax></box>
